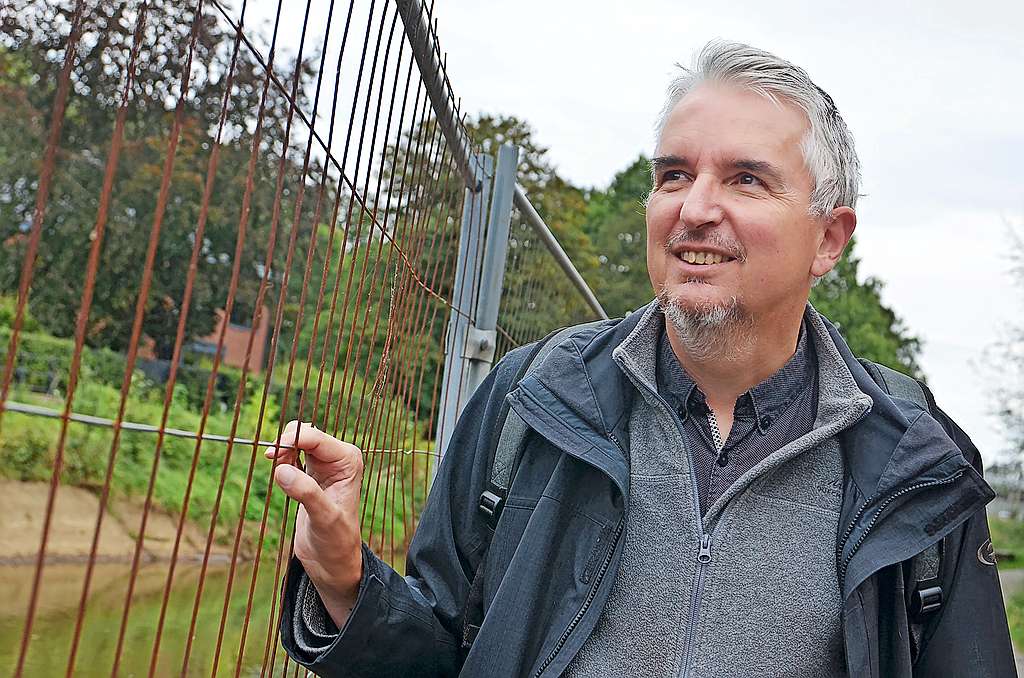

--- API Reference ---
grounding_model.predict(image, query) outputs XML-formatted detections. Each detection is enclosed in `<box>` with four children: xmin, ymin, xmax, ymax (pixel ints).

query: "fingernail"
<box><xmin>276</xmin><ymin>465</ymin><xmax>296</xmax><ymax>487</ymax></box>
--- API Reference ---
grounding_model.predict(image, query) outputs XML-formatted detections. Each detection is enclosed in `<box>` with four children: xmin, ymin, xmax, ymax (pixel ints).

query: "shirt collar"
<box><xmin>655</xmin><ymin>313</ymin><xmax>815</xmax><ymax>432</ymax></box>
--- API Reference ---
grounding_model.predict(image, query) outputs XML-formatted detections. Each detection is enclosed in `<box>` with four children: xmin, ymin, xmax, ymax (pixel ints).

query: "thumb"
<box><xmin>274</xmin><ymin>464</ymin><xmax>337</xmax><ymax>528</ymax></box>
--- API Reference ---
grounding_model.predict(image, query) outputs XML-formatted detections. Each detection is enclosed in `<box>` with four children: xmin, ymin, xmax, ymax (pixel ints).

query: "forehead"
<box><xmin>656</xmin><ymin>82</ymin><xmax>810</xmax><ymax>167</ymax></box>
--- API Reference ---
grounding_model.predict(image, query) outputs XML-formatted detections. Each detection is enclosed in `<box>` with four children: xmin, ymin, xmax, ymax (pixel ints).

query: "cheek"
<box><xmin>645</xmin><ymin>197</ymin><xmax>676</xmax><ymax>257</ymax></box>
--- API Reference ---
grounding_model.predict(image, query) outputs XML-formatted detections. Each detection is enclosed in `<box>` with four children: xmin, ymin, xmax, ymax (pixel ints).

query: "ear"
<box><xmin>810</xmin><ymin>206</ymin><xmax>856</xmax><ymax>277</ymax></box>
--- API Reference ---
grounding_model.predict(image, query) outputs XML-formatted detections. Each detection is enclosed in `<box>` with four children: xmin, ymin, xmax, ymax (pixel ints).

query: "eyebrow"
<box><xmin>650</xmin><ymin>155</ymin><xmax>686</xmax><ymax>171</ymax></box>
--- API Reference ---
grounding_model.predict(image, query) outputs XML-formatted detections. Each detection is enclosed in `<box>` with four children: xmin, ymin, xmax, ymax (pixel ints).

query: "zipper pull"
<box><xmin>698</xmin><ymin>533</ymin><xmax>712</xmax><ymax>563</ymax></box>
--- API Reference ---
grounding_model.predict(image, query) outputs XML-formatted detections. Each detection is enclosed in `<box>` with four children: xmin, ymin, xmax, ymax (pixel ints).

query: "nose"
<box><xmin>678</xmin><ymin>174</ymin><xmax>724</xmax><ymax>230</ymax></box>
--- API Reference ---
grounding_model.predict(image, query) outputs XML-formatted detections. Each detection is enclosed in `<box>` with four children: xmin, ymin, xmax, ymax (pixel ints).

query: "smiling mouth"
<box><xmin>675</xmin><ymin>250</ymin><xmax>737</xmax><ymax>265</ymax></box>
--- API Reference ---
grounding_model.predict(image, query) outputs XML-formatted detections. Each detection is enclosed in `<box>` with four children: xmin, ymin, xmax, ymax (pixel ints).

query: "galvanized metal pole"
<box><xmin>462</xmin><ymin>143</ymin><xmax>519</xmax><ymax>400</ymax></box>
<box><xmin>434</xmin><ymin>153</ymin><xmax>492</xmax><ymax>471</ymax></box>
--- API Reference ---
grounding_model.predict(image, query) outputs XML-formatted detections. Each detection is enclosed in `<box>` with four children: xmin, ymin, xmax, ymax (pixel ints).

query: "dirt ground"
<box><xmin>0</xmin><ymin>479</ymin><xmax>232</xmax><ymax>564</ymax></box>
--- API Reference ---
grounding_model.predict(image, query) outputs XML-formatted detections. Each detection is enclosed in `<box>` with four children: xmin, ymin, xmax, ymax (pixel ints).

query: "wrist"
<box><xmin>311</xmin><ymin>549</ymin><xmax>363</xmax><ymax>625</ymax></box>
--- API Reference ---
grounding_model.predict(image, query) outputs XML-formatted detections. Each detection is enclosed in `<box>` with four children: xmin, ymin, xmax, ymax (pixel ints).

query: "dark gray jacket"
<box><xmin>280</xmin><ymin>306</ymin><xmax>1015</xmax><ymax>677</ymax></box>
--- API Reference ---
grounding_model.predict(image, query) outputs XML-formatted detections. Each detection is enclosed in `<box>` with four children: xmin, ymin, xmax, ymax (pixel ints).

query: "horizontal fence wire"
<box><xmin>0</xmin><ymin>0</ymin><xmax>484</xmax><ymax>675</ymax></box>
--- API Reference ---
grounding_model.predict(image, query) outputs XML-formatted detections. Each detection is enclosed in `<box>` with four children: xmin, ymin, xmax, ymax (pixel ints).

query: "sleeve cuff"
<box><xmin>290</xmin><ymin>544</ymin><xmax>370</xmax><ymax>659</ymax></box>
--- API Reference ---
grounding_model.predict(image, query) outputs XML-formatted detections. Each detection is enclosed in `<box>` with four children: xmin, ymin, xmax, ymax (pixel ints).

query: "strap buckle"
<box><xmin>911</xmin><ymin>584</ymin><xmax>943</xmax><ymax>617</ymax></box>
<box><xmin>478</xmin><ymin>490</ymin><xmax>504</xmax><ymax>526</ymax></box>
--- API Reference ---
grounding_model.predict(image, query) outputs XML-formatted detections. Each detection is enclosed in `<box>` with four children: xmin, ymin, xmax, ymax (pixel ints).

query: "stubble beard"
<box><xmin>657</xmin><ymin>281</ymin><xmax>755</xmax><ymax>363</ymax></box>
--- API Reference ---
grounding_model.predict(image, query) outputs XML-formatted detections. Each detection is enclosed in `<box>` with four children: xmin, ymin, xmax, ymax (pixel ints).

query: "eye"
<box><xmin>661</xmin><ymin>170</ymin><xmax>690</xmax><ymax>184</ymax></box>
<box><xmin>736</xmin><ymin>173</ymin><xmax>762</xmax><ymax>186</ymax></box>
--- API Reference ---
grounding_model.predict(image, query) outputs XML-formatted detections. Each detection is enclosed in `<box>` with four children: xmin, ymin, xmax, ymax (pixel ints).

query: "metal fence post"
<box><xmin>462</xmin><ymin>143</ymin><xmax>519</xmax><ymax>400</ymax></box>
<box><xmin>434</xmin><ymin>153</ymin><xmax>492</xmax><ymax>473</ymax></box>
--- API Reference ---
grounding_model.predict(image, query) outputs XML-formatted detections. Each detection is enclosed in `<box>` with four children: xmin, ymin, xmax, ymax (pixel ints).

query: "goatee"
<box><xmin>657</xmin><ymin>284</ymin><xmax>755</xmax><ymax>362</ymax></box>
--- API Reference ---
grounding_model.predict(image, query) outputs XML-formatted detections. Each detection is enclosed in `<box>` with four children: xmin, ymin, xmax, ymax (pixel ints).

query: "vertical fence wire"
<box><xmin>0</xmin><ymin>0</ymin><xmax>605</xmax><ymax>674</ymax></box>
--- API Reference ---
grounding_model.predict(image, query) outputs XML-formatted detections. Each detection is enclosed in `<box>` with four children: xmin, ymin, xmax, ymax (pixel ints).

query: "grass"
<box><xmin>0</xmin><ymin>361</ymin><xmax>432</xmax><ymax>562</ymax></box>
<box><xmin>1009</xmin><ymin>586</ymin><xmax>1024</xmax><ymax>652</ymax></box>
<box><xmin>990</xmin><ymin>517</ymin><xmax>1024</xmax><ymax>652</ymax></box>
<box><xmin>990</xmin><ymin>516</ymin><xmax>1024</xmax><ymax>569</ymax></box>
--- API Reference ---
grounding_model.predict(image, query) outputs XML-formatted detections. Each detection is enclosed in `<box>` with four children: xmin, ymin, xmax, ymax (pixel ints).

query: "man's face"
<box><xmin>646</xmin><ymin>82</ymin><xmax>827</xmax><ymax>324</ymax></box>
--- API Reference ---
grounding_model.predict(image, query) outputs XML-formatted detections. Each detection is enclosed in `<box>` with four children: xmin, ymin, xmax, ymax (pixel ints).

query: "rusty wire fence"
<box><xmin>0</xmin><ymin>0</ymin><xmax>606</xmax><ymax>675</ymax></box>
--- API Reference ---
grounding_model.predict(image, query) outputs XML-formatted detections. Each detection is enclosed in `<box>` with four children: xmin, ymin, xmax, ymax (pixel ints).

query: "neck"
<box><xmin>666</xmin><ymin>303</ymin><xmax>805</xmax><ymax>408</ymax></box>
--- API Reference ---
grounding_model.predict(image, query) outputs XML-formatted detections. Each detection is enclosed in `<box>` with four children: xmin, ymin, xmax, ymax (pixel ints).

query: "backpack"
<box><xmin>461</xmin><ymin>322</ymin><xmax>947</xmax><ymax>656</ymax></box>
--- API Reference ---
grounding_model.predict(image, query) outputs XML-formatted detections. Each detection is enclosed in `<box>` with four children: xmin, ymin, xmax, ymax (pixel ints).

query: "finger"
<box><xmin>275</xmin><ymin>424</ymin><xmax>361</xmax><ymax>466</ymax></box>
<box><xmin>273</xmin><ymin>464</ymin><xmax>337</xmax><ymax>528</ymax></box>
<box><xmin>263</xmin><ymin>441</ymin><xmax>297</xmax><ymax>460</ymax></box>
<box><xmin>263</xmin><ymin>420</ymin><xmax>312</xmax><ymax>461</ymax></box>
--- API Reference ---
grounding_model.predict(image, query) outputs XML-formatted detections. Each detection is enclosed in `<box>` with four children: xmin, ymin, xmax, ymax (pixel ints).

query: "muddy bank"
<box><xmin>0</xmin><ymin>480</ymin><xmax>236</xmax><ymax>565</ymax></box>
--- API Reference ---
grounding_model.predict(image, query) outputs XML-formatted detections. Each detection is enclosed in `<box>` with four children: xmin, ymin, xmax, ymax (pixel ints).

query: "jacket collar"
<box><xmin>504</xmin><ymin>305</ymin><xmax>649</xmax><ymax>496</ymax></box>
<box><xmin>507</xmin><ymin>301</ymin><xmax>993</xmax><ymax>584</ymax></box>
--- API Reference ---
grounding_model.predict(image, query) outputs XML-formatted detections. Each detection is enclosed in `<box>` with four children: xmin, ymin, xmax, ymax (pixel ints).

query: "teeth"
<box><xmin>679</xmin><ymin>251</ymin><xmax>727</xmax><ymax>265</ymax></box>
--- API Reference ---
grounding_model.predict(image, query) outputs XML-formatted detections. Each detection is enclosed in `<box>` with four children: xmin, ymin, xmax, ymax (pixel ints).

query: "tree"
<box><xmin>0</xmin><ymin>0</ymin><xmax>323</xmax><ymax>359</ymax></box>
<box><xmin>582</xmin><ymin>155</ymin><xmax>653</xmax><ymax>318</ymax></box>
<box><xmin>808</xmin><ymin>238</ymin><xmax>921</xmax><ymax>376</ymax></box>
<box><xmin>988</xmin><ymin>226</ymin><xmax>1024</xmax><ymax>459</ymax></box>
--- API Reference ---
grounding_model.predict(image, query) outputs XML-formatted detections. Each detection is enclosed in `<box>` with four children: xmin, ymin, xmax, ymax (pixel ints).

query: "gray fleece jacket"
<box><xmin>566</xmin><ymin>303</ymin><xmax>869</xmax><ymax>677</ymax></box>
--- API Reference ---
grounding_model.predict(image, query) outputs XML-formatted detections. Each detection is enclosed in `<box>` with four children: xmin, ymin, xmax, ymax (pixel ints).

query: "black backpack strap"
<box><xmin>461</xmin><ymin>319</ymin><xmax>608</xmax><ymax>652</ymax></box>
<box><xmin>858</xmin><ymin>359</ymin><xmax>946</xmax><ymax>653</ymax></box>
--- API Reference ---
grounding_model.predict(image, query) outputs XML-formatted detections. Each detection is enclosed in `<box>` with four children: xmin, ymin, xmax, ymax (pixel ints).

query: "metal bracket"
<box><xmin>463</xmin><ymin>325</ymin><xmax>496</xmax><ymax>362</ymax></box>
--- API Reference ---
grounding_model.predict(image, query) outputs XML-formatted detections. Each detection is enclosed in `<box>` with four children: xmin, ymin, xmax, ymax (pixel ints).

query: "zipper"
<box><xmin>617</xmin><ymin>364</ymin><xmax>711</xmax><ymax>678</ymax></box>
<box><xmin>837</xmin><ymin>470</ymin><xmax>963</xmax><ymax>588</ymax></box>
<box><xmin>679</xmin><ymin>533</ymin><xmax>713</xmax><ymax>677</ymax></box>
<box><xmin>532</xmin><ymin>516</ymin><xmax>625</xmax><ymax>677</ymax></box>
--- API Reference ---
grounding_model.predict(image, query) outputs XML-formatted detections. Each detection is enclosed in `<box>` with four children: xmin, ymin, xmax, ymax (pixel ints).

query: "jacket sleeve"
<box><xmin>914</xmin><ymin>407</ymin><xmax>1017</xmax><ymax>678</ymax></box>
<box><xmin>278</xmin><ymin>349</ymin><xmax>528</xmax><ymax>677</ymax></box>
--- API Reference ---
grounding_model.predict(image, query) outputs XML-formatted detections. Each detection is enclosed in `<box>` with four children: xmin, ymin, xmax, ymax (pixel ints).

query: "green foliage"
<box><xmin>0</xmin><ymin>371</ymin><xmax>288</xmax><ymax>548</ymax></box>
<box><xmin>809</xmin><ymin>237</ymin><xmax>922</xmax><ymax>377</ymax></box>
<box><xmin>1006</xmin><ymin>586</ymin><xmax>1024</xmax><ymax>653</ymax></box>
<box><xmin>0</xmin><ymin>0</ymin><xmax>323</xmax><ymax>359</ymax></box>
<box><xmin>988</xmin><ymin>516</ymin><xmax>1024</xmax><ymax>569</ymax></box>
<box><xmin>0</xmin><ymin>324</ymin><xmax>127</xmax><ymax>392</ymax></box>
<box><xmin>0</xmin><ymin>316</ymin><xmax>429</xmax><ymax>557</ymax></box>
<box><xmin>582</xmin><ymin>155</ymin><xmax>653</xmax><ymax>317</ymax></box>
<box><xmin>0</xmin><ymin>287</ymin><xmax>40</xmax><ymax>332</ymax></box>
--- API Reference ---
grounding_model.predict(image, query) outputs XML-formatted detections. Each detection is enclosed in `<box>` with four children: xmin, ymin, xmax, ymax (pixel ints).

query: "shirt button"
<box><xmin>760</xmin><ymin>415</ymin><xmax>772</xmax><ymax>429</ymax></box>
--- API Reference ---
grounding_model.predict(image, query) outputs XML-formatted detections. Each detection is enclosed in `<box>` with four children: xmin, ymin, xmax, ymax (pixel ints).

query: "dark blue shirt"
<box><xmin>656</xmin><ymin>313</ymin><xmax>818</xmax><ymax>516</ymax></box>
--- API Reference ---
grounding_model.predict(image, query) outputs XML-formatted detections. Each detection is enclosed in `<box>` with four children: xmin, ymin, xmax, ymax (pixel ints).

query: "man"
<box><xmin>268</xmin><ymin>41</ymin><xmax>1015</xmax><ymax>676</ymax></box>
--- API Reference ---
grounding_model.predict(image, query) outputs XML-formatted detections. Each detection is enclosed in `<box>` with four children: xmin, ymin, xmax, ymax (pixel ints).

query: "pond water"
<box><xmin>0</xmin><ymin>559</ymin><xmax>294</xmax><ymax>677</ymax></box>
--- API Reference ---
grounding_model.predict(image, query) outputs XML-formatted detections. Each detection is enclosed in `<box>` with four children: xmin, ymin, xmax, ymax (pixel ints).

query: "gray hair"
<box><xmin>654</xmin><ymin>40</ymin><xmax>861</xmax><ymax>216</ymax></box>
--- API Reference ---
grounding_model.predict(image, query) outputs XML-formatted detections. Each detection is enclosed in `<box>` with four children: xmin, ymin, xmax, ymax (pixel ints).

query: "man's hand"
<box><xmin>265</xmin><ymin>420</ymin><xmax>364</xmax><ymax>628</ymax></box>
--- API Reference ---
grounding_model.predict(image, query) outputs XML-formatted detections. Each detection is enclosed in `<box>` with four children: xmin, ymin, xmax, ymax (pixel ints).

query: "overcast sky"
<box><xmin>262</xmin><ymin>0</ymin><xmax>1023</xmax><ymax>460</ymax></box>
<box><xmin>415</xmin><ymin>0</ymin><xmax>1023</xmax><ymax>462</ymax></box>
